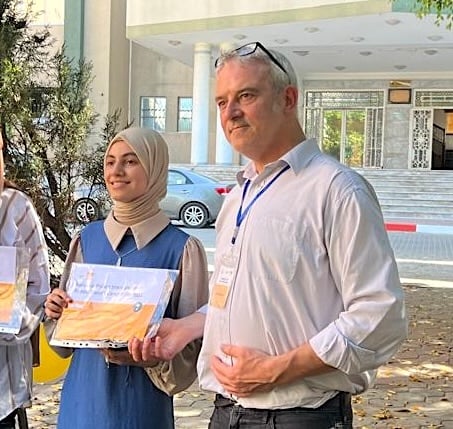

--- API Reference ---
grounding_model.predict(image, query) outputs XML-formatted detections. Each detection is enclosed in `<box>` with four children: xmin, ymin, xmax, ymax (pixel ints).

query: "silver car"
<box><xmin>72</xmin><ymin>167</ymin><xmax>234</xmax><ymax>228</ymax></box>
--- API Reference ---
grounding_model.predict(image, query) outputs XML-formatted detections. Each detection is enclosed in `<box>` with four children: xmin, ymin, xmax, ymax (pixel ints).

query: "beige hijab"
<box><xmin>103</xmin><ymin>127</ymin><xmax>170</xmax><ymax>250</ymax></box>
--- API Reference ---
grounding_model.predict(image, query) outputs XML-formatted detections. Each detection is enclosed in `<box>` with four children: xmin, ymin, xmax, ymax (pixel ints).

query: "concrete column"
<box><xmin>64</xmin><ymin>0</ymin><xmax>84</xmax><ymax>62</ymax></box>
<box><xmin>215</xmin><ymin>111</ymin><xmax>233</xmax><ymax>164</ymax></box>
<box><xmin>214</xmin><ymin>42</ymin><xmax>237</xmax><ymax>165</ymax></box>
<box><xmin>191</xmin><ymin>42</ymin><xmax>211</xmax><ymax>164</ymax></box>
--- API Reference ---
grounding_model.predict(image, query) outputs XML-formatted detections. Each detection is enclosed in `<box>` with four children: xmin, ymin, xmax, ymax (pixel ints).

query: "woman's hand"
<box><xmin>100</xmin><ymin>348</ymin><xmax>158</xmax><ymax>367</ymax></box>
<box><xmin>44</xmin><ymin>288</ymin><xmax>72</xmax><ymax>320</ymax></box>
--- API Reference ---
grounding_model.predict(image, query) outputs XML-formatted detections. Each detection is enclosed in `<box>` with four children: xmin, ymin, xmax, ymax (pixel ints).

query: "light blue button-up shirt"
<box><xmin>198</xmin><ymin>138</ymin><xmax>407</xmax><ymax>409</ymax></box>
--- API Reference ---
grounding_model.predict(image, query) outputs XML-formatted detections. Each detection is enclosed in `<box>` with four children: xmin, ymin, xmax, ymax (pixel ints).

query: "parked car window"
<box><xmin>168</xmin><ymin>170</ymin><xmax>188</xmax><ymax>185</ymax></box>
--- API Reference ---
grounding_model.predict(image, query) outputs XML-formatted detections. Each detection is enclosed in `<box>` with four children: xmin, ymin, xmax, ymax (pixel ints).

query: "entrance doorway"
<box><xmin>304</xmin><ymin>90</ymin><xmax>384</xmax><ymax>168</ymax></box>
<box><xmin>322</xmin><ymin>110</ymin><xmax>366</xmax><ymax>167</ymax></box>
<box><xmin>410</xmin><ymin>90</ymin><xmax>453</xmax><ymax>170</ymax></box>
<box><xmin>410</xmin><ymin>107</ymin><xmax>453</xmax><ymax>170</ymax></box>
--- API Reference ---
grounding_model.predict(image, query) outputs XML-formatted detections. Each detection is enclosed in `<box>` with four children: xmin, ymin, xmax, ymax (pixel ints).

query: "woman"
<box><xmin>0</xmin><ymin>132</ymin><xmax>50</xmax><ymax>428</ymax></box>
<box><xmin>44</xmin><ymin>127</ymin><xmax>209</xmax><ymax>429</ymax></box>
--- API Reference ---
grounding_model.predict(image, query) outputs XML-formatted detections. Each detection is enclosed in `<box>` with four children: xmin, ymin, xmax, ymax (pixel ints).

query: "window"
<box><xmin>140</xmin><ymin>96</ymin><xmax>166</xmax><ymax>132</ymax></box>
<box><xmin>177</xmin><ymin>97</ymin><xmax>192</xmax><ymax>132</ymax></box>
<box><xmin>304</xmin><ymin>90</ymin><xmax>384</xmax><ymax>168</ymax></box>
<box><xmin>167</xmin><ymin>170</ymin><xmax>189</xmax><ymax>185</ymax></box>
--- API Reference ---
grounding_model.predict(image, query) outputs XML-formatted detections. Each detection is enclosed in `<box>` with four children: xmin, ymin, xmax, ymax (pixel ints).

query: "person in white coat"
<box><xmin>0</xmin><ymin>131</ymin><xmax>50</xmax><ymax>429</ymax></box>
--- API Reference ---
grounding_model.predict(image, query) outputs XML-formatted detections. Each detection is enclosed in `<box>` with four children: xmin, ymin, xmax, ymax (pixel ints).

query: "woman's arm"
<box><xmin>42</xmin><ymin>234</ymin><xmax>82</xmax><ymax>358</ymax></box>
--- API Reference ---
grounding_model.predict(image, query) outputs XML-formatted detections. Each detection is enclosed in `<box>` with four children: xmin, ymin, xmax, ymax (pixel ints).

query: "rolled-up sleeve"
<box><xmin>310</xmin><ymin>185</ymin><xmax>408</xmax><ymax>374</ymax></box>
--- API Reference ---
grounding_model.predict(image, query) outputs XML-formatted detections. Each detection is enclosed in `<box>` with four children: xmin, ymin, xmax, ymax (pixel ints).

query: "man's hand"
<box><xmin>212</xmin><ymin>343</ymin><xmax>334</xmax><ymax>397</ymax></box>
<box><xmin>129</xmin><ymin>318</ymin><xmax>187</xmax><ymax>362</ymax></box>
<box><xmin>128</xmin><ymin>313</ymin><xmax>205</xmax><ymax>363</ymax></box>
<box><xmin>211</xmin><ymin>344</ymin><xmax>278</xmax><ymax>397</ymax></box>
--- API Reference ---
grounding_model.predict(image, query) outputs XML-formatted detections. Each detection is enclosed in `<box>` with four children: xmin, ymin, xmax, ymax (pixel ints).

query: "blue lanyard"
<box><xmin>231</xmin><ymin>164</ymin><xmax>291</xmax><ymax>244</ymax></box>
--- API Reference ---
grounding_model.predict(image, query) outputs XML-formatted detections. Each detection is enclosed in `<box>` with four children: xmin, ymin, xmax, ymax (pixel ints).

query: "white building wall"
<box><xmin>83</xmin><ymin>2</ymin><xmax>112</xmax><ymax>128</ymax></box>
<box><xmin>82</xmin><ymin>1</ymin><xmax>130</xmax><ymax>137</ymax></box>
<box><xmin>30</xmin><ymin>0</ymin><xmax>64</xmax><ymax>55</ymax></box>
<box><xmin>126</xmin><ymin>0</ymin><xmax>381</xmax><ymax>25</ymax></box>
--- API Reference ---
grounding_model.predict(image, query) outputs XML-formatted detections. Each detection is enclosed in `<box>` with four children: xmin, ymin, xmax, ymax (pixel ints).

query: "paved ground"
<box><xmin>25</xmin><ymin>283</ymin><xmax>453</xmax><ymax>429</ymax></box>
<box><xmin>25</xmin><ymin>231</ymin><xmax>453</xmax><ymax>428</ymax></box>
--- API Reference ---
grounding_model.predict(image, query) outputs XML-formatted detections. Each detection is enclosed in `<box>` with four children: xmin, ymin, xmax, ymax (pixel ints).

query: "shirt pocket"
<box><xmin>252</xmin><ymin>216</ymin><xmax>304</xmax><ymax>283</ymax></box>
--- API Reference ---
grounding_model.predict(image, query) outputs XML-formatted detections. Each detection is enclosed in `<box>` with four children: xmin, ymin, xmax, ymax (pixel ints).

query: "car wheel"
<box><xmin>181</xmin><ymin>202</ymin><xmax>209</xmax><ymax>228</ymax></box>
<box><xmin>73</xmin><ymin>198</ymin><xmax>100</xmax><ymax>223</ymax></box>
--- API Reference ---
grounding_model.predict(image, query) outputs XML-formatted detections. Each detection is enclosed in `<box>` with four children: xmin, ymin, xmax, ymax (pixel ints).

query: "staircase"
<box><xmin>355</xmin><ymin>169</ymin><xmax>453</xmax><ymax>224</ymax></box>
<box><xmin>176</xmin><ymin>164</ymin><xmax>453</xmax><ymax>225</ymax></box>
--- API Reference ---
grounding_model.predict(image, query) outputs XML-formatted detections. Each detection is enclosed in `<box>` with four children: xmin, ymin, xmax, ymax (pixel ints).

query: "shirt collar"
<box><xmin>236</xmin><ymin>138</ymin><xmax>320</xmax><ymax>185</ymax></box>
<box><xmin>283</xmin><ymin>138</ymin><xmax>320</xmax><ymax>174</ymax></box>
<box><xmin>104</xmin><ymin>210</ymin><xmax>170</xmax><ymax>251</ymax></box>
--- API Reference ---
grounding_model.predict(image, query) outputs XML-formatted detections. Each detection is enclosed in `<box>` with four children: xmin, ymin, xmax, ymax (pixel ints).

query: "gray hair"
<box><xmin>215</xmin><ymin>42</ymin><xmax>298</xmax><ymax>92</ymax></box>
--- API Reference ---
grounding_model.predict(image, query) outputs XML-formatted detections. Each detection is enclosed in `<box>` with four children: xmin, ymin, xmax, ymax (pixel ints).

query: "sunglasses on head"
<box><xmin>215</xmin><ymin>41</ymin><xmax>289</xmax><ymax>79</ymax></box>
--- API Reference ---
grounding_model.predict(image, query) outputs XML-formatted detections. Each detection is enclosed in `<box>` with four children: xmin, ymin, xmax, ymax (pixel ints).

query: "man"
<box><xmin>195</xmin><ymin>42</ymin><xmax>407</xmax><ymax>428</ymax></box>
<box><xmin>129</xmin><ymin>42</ymin><xmax>407</xmax><ymax>428</ymax></box>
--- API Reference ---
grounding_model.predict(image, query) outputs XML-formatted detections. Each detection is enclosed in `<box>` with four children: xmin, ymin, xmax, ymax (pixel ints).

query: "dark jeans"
<box><xmin>0</xmin><ymin>410</ymin><xmax>17</xmax><ymax>429</ymax></box>
<box><xmin>208</xmin><ymin>392</ymin><xmax>353</xmax><ymax>429</ymax></box>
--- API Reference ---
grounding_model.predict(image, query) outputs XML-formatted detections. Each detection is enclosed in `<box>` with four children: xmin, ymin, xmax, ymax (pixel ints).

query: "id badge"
<box><xmin>210</xmin><ymin>251</ymin><xmax>237</xmax><ymax>309</ymax></box>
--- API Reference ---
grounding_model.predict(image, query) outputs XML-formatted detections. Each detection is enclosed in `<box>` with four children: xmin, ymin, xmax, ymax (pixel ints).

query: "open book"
<box><xmin>50</xmin><ymin>263</ymin><xmax>178</xmax><ymax>348</ymax></box>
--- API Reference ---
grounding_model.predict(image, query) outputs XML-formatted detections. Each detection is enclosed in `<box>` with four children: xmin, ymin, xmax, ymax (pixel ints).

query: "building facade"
<box><xmin>54</xmin><ymin>0</ymin><xmax>453</xmax><ymax>170</ymax></box>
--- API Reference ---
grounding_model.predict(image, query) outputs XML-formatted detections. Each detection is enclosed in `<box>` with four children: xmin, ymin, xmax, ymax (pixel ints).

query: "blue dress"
<box><xmin>57</xmin><ymin>221</ymin><xmax>189</xmax><ymax>429</ymax></box>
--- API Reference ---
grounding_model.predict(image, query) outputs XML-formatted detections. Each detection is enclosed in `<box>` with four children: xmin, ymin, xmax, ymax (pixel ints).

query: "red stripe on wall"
<box><xmin>385</xmin><ymin>223</ymin><xmax>417</xmax><ymax>232</ymax></box>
